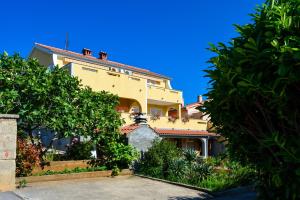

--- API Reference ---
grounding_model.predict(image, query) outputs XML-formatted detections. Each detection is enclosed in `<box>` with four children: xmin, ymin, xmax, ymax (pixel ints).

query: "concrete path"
<box><xmin>9</xmin><ymin>176</ymin><xmax>212</xmax><ymax>200</ymax></box>
<box><xmin>0</xmin><ymin>176</ymin><xmax>256</xmax><ymax>200</ymax></box>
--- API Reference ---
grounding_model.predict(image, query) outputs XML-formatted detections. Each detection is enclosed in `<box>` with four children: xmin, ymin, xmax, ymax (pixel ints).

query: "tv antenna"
<box><xmin>65</xmin><ymin>32</ymin><xmax>69</xmax><ymax>50</ymax></box>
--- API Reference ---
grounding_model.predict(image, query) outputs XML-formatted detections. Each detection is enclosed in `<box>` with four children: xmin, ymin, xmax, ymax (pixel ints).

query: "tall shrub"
<box><xmin>204</xmin><ymin>0</ymin><xmax>300</xmax><ymax>199</ymax></box>
<box><xmin>137</xmin><ymin>139</ymin><xmax>182</xmax><ymax>178</ymax></box>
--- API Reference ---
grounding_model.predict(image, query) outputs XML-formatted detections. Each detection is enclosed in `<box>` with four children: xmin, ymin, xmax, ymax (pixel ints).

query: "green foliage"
<box><xmin>0</xmin><ymin>53</ymin><xmax>80</xmax><ymax>138</ymax></box>
<box><xmin>16</xmin><ymin>139</ymin><xmax>41</xmax><ymax>177</ymax></box>
<box><xmin>90</xmin><ymin>142</ymin><xmax>139</xmax><ymax>170</ymax></box>
<box><xmin>183</xmin><ymin>148</ymin><xmax>198</xmax><ymax>163</ymax></box>
<box><xmin>18</xmin><ymin>179</ymin><xmax>27</xmax><ymax>188</ymax></box>
<box><xmin>71</xmin><ymin>87</ymin><xmax>138</xmax><ymax>170</ymax></box>
<box><xmin>137</xmin><ymin>142</ymin><xmax>256</xmax><ymax>192</ymax></box>
<box><xmin>64</xmin><ymin>139</ymin><xmax>93</xmax><ymax>160</ymax></box>
<box><xmin>136</xmin><ymin>140</ymin><xmax>213</xmax><ymax>183</ymax></box>
<box><xmin>199</xmin><ymin>163</ymin><xmax>256</xmax><ymax>192</ymax></box>
<box><xmin>111</xmin><ymin>165</ymin><xmax>120</xmax><ymax>176</ymax></box>
<box><xmin>137</xmin><ymin>139</ymin><xmax>182</xmax><ymax>178</ymax></box>
<box><xmin>33</xmin><ymin>166</ymin><xmax>107</xmax><ymax>176</ymax></box>
<box><xmin>0</xmin><ymin>53</ymin><xmax>137</xmax><ymax>172</ymax></box>
<box><xmin>203</xmin><ymin>0</ymin><xmax>300</xmax><ymax>198</ymax></box>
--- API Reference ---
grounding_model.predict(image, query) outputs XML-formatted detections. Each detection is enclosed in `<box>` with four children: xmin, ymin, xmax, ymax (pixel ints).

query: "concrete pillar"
<box><xmin>0</xmin><ymin>114</ymin><xmax>19</xmax><ymax>191</ymax></box>
<box><xmin>201</xmin><ymin>138</ymin><xmax>208</xmax><ymax>158</ymax></box>
<box><xmin>178</xmin><ymin>104</ymin><xmax>182</xmax><ymax>119</ymax></box>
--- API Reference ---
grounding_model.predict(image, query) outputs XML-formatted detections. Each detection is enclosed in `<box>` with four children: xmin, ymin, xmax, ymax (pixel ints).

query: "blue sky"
<box><xmin>1</xmin><ymin>0</ymin><xmax>264</xmax><ymax>104</ymax></box>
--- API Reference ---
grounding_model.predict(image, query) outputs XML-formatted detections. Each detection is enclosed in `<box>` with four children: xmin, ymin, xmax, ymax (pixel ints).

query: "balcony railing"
<box><xmin>121</xmin><ymin>113</ymin><xmax>207</xmax><ymax>131</ymax></box>
<box><xmin>147</xmin><ymin>84</ymin><xmax>183</xmax><ymax>104</ymax></box>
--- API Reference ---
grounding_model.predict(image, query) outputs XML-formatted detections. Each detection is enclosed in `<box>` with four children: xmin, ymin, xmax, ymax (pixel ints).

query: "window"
<box><xmin>124</xmin><ymin>70</ymin><xmax>132</xmax><ymax>75</ymax></box>
<box><xmin>150</xmin><ymin>108</ymin><xmax>162</xmax><ymax>117</ymax></box>
<box><xmin>82</xmin><ymin>67</ymin><xmax>98</xmax><ymax>73</ymax></box>
<box><xmin>109</xmin><ymin>67</ymin><xmax>118</xmax><ymax>72</ymax></box>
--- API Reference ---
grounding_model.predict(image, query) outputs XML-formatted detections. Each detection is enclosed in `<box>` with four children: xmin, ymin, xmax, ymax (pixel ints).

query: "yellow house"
<box><xmin>29</xmin><ymin>43</ymin><xmax>218</xmax><ymax>157</ymax></box>
<box><xmin>30</xmin><ymin>43</ymin><xmax>207</xmax><ymax>130</ymax></box>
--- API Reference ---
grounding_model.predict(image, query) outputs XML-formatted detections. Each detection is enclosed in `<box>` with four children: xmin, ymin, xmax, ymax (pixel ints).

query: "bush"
<box><xmin>136</xmin><ymin>139</ymin><xmax>182</xmax><ymax>178</ymax></box>
<box><xmin>90</xmin><ymin>141</ymin><xmax>139</xmax><ymax>171</ymax></box>
<box><xmin>16</xmin><ymin>138</ymin><xmax>41</xmax><ymax>177</ymax></box>
<box><xmin>137</xmin><ymin>140</ymin><xmax>255</xmax><ymax>192</ymax></box>
<box><xmin>183</xmin><ymin>148</ymin><xmax>198</xmax><ymax>163</ymax></box>
<box><xmin>65</xmin><ymin>138</ymin><xmax>94</xmax><ymax>160</ymax></box>
<box><xmin>167</xmin><ymin>158</ymin><xmax>188</xmax><ymax>181</ymax></box>
<box><xmin>198</xmin><ymin>163</ymin><xmax>256</xmax><ymax>192</ymax></box>
<box><xmin>137</xmin><ymin>140</ymin><xmax>214</xmax><ymax>184</ymax></box>
<box><xmin>203</xmin><ymin>0</ymin><xmax>300</xmax><ymax>198</ymax></box>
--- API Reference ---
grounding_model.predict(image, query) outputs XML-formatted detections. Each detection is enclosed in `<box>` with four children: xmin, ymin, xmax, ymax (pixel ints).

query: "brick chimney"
<box><xmin>197</xmin><ymin>95</ymin><xmax>203</xmax><ymax>103</ymax></box>
<box><xmin>99</xmin><ymin>51</ymin><xmax>108</xmax><ymax>60</ymax></box>
<box><xmin>82</xmin><ymin>48</ymin><xmax>92</xmax><ymax>56</ymax></box>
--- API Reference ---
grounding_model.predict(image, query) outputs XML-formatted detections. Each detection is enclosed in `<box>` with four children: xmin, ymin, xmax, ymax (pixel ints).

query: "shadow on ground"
<box><xmin>168</xmin><ymin>192</ymin><xmax>212</xmax><ymax>200</ymax></box>
<box><xmin>168</xmin><ymin>186</ymin><xmax>257</xmax><ymax>200</ymax></box>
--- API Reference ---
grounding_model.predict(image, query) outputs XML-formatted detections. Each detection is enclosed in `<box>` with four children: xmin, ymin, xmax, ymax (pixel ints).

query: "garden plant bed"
<box><xmin>32</xmin><ymin>160</ymin><xmax>90</xmax><ymax>174</ymax></box>
<box><xmin>16</xmin><ymin>169</ymin><xmax>132</xmax><ymax>184</ymax></box>
<box><xmin>135</xmin><ymin>174</ymin><xmax>213</xmax><ymax>194</ymax></box>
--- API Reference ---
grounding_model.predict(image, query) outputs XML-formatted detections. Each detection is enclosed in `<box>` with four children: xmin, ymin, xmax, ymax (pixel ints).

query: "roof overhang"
<box><xmin>32</xmin><ymin>43</ymin><xmax>171</xmax><ymax>80</ymax></box>
<box><xmin>159</xmin><ymin>134</ymin><xmax>215</xmax><ymax>139</ymax></box>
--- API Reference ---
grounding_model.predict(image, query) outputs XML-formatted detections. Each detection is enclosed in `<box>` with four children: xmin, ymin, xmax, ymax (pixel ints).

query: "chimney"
<box><xmin>133</xmin><ymin>113</ymin><xmax>147</xmax><ymax>125</ymax></box>
<box><xmin>197</xmin><ymin>95</ymin><xmax>203</xmax><ymax>103</ymax></box>
<box><xmin>99</xmin><ymin>51</ymin><xmax>108</xmax><ymax>60</ymax></box>
<box><xmin>82</xmin><ymin>48</ymin><xmax>92</xmax><ymax>56</ymax></box>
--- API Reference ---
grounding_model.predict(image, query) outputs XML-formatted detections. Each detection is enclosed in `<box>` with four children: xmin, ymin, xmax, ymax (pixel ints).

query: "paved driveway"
<box><xmin>3</xmin><ymin>176</ymin><xmax>211</xmax><ymax>200</ymax></box>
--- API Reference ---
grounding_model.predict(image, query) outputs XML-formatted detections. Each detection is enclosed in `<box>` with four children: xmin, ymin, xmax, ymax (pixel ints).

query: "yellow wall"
<box><xmin>118</xmin><ymin>98</ymin><xmax>142</xmax><ymax>113</ymax></box>
<box><xmin>56</xmin><ymin>56</ymin><xmax>65</xmax><ymax>67</ymax></box>
<box><xmin>58</xmin><ymin>56</ymin><xmax>183</xmax><ymax>112</ymax></box>
<box><xmin>72</xmin><ymin>62</ymin><xmax>148</xmax><ymax>112</ymax></box>
<box><xmin>147</xmin><ymin>85</ymin><xmax>183</xmax><ymax>104</ymax></box>
<box><xmin>30</xmin><ymin>49</ymin><xmax>53</xmax><ymax>67</ymax></box>
<box><xmin>60</xmin><ymin>57</ymin><xmax>182</xmax><ymax>105</ymax></box>
<box><xmin>31</xmin><ymin>51</ymin><xmax>183</xmax><ymax>108</ymax></box>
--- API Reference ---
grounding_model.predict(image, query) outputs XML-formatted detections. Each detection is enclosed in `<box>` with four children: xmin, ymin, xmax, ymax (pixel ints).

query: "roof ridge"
<box><xmin>34</xmin><ymin>43</ymin><xmax>170</xmax><ymax>79</ymax></box>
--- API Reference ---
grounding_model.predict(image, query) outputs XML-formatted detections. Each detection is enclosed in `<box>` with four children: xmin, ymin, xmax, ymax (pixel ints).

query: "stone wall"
<box><xmin>0</xmin><ymin>114</ymin><xmax>18</xmax><ymax>191</ymax></box>
<box><xmin>127</xmin><ymin>124</ymin><xmax>160</xmax><ymax>152</ymax></box>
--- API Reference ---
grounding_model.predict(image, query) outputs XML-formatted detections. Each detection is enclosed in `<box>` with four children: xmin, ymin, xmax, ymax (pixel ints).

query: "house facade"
<box><xmin>30</xmin><ymin>43</ymin><xmax>219</xmax><ymax>157</ymax></box>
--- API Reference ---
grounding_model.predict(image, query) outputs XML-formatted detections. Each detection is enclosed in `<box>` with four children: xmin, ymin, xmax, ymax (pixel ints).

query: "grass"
<box><xmin>33</xmin><ymin>166</ymin><xmax>107</xmax><ymax>176</ymax></box>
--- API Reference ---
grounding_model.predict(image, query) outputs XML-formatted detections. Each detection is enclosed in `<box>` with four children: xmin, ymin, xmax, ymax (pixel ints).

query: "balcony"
<box><xmin>147</xmin><ymin>85</ymin><xmax>183</xmax><ymax>104</ymax></box>
<box><xmin>121</xmin><ymin>113</ymin><xmax>207</xmax><ymax>131</ymax></box>
<box><xmin>72</xmin><ymin>64</ymin><xmax>147</xmax><ymax>104</ymax></box>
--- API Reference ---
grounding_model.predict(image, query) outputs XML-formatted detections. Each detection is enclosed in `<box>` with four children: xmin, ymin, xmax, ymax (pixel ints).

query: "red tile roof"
<box><xmin>34</xmin><ymin>43</ymin><xmax>170</xmax><ymax>79</ymax></box>
<box><xmin>121</xmin><ymin>123</ymin><xmax>217</xmax><ymax>137</ymax></box>
<box><xmin>121</xmin><ymin>124</ymin><xmax>141</xmax><ymax>135</ymax></box>
<box><xmin>184</xmin><ymin>102</ymin><xmax>202</xmax><ymax>109</ymax></box>
<box><xmin>154</xmin><ymin>128</ymin><xmax>217</xmax><ymax>137</ymax></box>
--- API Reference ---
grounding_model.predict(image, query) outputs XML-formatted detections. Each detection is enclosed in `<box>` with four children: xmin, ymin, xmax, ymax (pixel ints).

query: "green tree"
<box><xmin>203</xmin><ymin>0</ymin><xmax>300</xmax><ymax>199</ymax></box>
<box><xmin>0</xmin><ymin>53</ymin><xmax>137</xmax><ymax>170</ymax></box>
<box><xmin>75</xmin><ymin>88</ymin><xmax>138</xmax><ymax>169</ymax></box>
<box><xmin>0</xmin><ymin>53</ymin><xmax>80</xmax><ymax>144</ymax></box>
